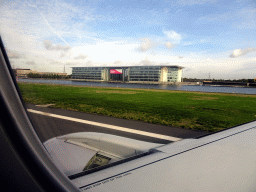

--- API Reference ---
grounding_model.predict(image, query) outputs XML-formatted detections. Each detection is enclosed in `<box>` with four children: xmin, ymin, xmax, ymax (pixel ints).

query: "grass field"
<box><xmin>18</xmin><ymin>83</ymin><xmax>256</xmax><ymax>132</ymax></box>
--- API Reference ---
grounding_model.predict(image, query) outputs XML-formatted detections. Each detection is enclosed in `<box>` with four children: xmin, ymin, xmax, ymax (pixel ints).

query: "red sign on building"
<box><xmin>110</xmin><ymin>69</ymin><xmax>122</xmax><ymax>74</ymax></box>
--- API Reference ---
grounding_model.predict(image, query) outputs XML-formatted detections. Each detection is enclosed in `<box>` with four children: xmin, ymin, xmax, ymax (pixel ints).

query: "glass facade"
<box><xmin>129</xmin><ymin>66</ymin><xmax>161</xmax><ymax>82</ymax></box>
<box><xmin>72</xmin><ymin>66</ymin><xmax>182</xmax><ymax>82</ymax></box>
<box><xmin>72</xmin><ymin>67</ymin><xmax>105</xmax><ymax>80</ymax></box>
<box><xmin>167</xmin><ymin>68</ymin><xmax>179</xmax><ymax>82</ymax></box>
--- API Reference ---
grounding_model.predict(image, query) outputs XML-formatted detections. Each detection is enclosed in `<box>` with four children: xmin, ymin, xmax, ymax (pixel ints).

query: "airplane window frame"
<box><xmin>0</xmin><ymin>36</ymin><xmax>80</xmax><ymax>192</ymax></box>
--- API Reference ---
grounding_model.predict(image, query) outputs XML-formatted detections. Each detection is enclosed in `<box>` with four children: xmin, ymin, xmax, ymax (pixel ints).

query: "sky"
<box><xmin>0</xmin><ymin>0</ymin><xmax>256</xmax><ymax>79</ymax></box>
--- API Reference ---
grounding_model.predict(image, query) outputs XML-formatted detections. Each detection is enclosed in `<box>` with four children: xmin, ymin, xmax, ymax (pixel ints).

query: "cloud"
<box><xmin>230</xmin><ymin>48</ymin><xmax>256</xmax><ymax>58</ymax></box>
<box><xmin>114</xmin><ymin>60</ymin><xmax>122</xmax><ymax>64</ymax></box>
<box><xmin>163</xmin><ymin>30</ymin><xmax>182</xmax><ymax>44</ymax></box>
<box><xmin>7</xmin><ymin>50</ymin><xmax>21</xmax><ymax>59</ymax></box>
<box><xmin>198</xmin><ymin>7</ymin><xmax>256</xmax><ymax>29</ymax></box>
<box><xmin>43</xmin><ymin>40</ymin><xmax>53</xmax><ymax>50</ymax></box>
<box><xmin>236</xmin><ymin>7</ymin><xmax>256</xmax><ymax>29</ymax></box>
<box><xmin>73</xmin><ymin>54</ymin><xmax>87</xmax><ymax>60</ymax></box>
<box><xmin>0</xmin><ymin>0</ymin><xmax>104</xmax><ymax>51</ymax></box>
<box><xmin>26</xmin><ymin>61</ymin><xmax>36</xmax><ymax>65</ymax></box>
<box><xmin>60</xmin><ymin>52</ymin><xmax>66</xmax><ymax>58</ymax></box>
<box><xmin>165</xmin><ymin>42</ymin><xmax>174</xmax><ymax>49</ymax></box>
<box><xmin>183</xmin><ymin>67</ymin><xmax>191</xmax><ymax>72</ymax></box>
<box><xmin>43</xmin><ymin>40</ymin><xmax>71</xmax><ymax>52</ymax></box>
<box><xmin>84</xmin><ymin>60</ymin><xmax>93</xmax><ymax>65</ymax></box>
<box><xmin>178</xmin><ymin>0</ymin><xmax>218</xmax><ymax>6</ymax></box>
<box><xmin>50</xmin><ymin>61</ymin><xmax>63</xmax><ymax>65</ymax></box>
<box><xmin>140</xmin><ymin>58</ymin><xmax>152</xmax><ymax>65</ymax></box>
<box><xmin>182</xmin><ymin>42</ymin><xmax>193</xmax><ymax>46</ymax></box>
<box><xmin>138</xmin><ymin>38</ymin><xmax>155</xmax><ymax>52</ymax></box>
<box><xmin>65</xmin><ymin>62</ymin><xmax>79</xmax><ymax>65</ymax></box>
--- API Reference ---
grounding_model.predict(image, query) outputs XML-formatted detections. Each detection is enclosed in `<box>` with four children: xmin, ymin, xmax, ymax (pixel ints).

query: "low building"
<box><xmin>13</xmin><ymin>69</ymin><xmax>67</xmax><ymax>78</ymax></box>
<box><xmin>36</xmin><ymin>72</ymin><xmax>67</xmax><ymax>76</ymax></box>
<box><xmin>14</xmin><ymin>69</ymin><xmax>37</xmax><ymax>78</ymax></box>
<box><xmin>72</xmin><ymin>65</ymin><xmax>183</xmax><ymax>83</ymax></box>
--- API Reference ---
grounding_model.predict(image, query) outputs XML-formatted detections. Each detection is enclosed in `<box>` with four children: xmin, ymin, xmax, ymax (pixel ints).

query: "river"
<box><xmin>18</xmin><ymin>79</ymin><xmax>256</xmax><ymax>95</ymax></box>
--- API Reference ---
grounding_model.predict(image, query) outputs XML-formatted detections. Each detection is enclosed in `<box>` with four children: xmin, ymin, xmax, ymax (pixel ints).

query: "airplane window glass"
<box><xmin>1</xmin><ymin>0</ymin><xmax>256</xmax><ymax>180</ymax></box>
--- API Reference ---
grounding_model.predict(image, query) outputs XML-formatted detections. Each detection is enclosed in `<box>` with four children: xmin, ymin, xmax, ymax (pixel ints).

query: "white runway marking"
<box><xmin>27</xmin><ymin>109</ymin><xmax>181</xmax><ymax>142</ymax></box>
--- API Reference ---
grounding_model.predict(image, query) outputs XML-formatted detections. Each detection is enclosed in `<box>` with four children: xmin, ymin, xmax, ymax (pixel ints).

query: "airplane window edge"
<box><xmin>0</xmin><ymin>38</ymin><xmax>80</xmax><ymax>192</ymax></box>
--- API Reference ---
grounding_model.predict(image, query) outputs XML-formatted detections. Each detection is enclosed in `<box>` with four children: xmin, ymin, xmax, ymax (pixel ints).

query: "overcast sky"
<box><xmin>0</xmin><ymin>0</ymin><xmax>256</xmax><ymax>79</ymax></box>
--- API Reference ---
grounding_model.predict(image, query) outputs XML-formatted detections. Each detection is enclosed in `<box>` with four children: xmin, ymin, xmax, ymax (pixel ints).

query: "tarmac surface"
<box><xmin>26</xmin><ymin>103</ymin><xmax>208</xmax><ymax>144</ymax></box>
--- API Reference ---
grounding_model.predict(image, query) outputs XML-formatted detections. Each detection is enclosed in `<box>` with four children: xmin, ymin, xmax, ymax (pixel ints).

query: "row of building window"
<box><xmin>72</xmin><ymin>74</ymin><xmax>101</xmax><ymax>76</ymax></box>
<box><xmin>73</xmin><ymin>75</ymin><xmax>101</xmax><ymax>77</ymax></box>
<box><xmin>73</xmin><ymin>74</ymin><xmax>175</xmax><ymax>79</ymax></box>
<box><xmin>130</xmin><ymin>75</ymin><xmax>159</xmax><ymax>79</ymax></box>
<box><xmin>168</xmin><ymin>68</ymin><xmax>178</xmax><ymax>72</ymax></box>
<box><xmin>129</xmin><ymin>75</ymin><xmax>160</xmax><ymax>77</ymax></box>
<box><xmin>130</xmin><ymin>69</ymin><xmax>160</xmax><ymax>71</ymax></box>
<box><xmin>73</xmin><ymin>67</ymin><xmax>179</xmax><ymax>71</ymax></box>
<box><xmin>72</xmin><ymin>67</ymin><xmax>181</xmax><ymax>82</ymax></box>
<box><xmin>73</xmin><ymin>72</ymin><xmax>102</xmax><ymax>75</ymax></box>
<box><xmin>129</xmin><ymin>78</ymin><xmax>159</xmax><ymax>82</ymax></box>
<box><xmin>130</xmin><ymin>71</ymin><xmax>160</xmax><ymax>74</ymax></box>
<box><xmin>168</xmin><ymin>79</ymin><xmax>176</xmax><ymax>82</ymax></box>
<box><xmin>168</xmin><ymin>71</ymin><xmax>178</xmax><ymax>74</ymax></box>
<box><xmin>73</xmin><ymin>71</ymin><xmax>103</xmax><ymax>74</ymax></box>
<box><xmin>72</xmin><ymin>76</ymin><xmax>102</xmax><ymax>80</ymax></box>
<box><xmin>168</xmin><ymin>77</ymin><xmax>179</xmax><ymax>80</ymax></box>
<box><xmin>73</xmin><ymin>67</ymin><xmax>105</xmax><ymax>71</ymax></box>
<box><xmin>129</xmin><ymin>73</ymin><xmax>160</xmax><ymax>76</ymax></box>
<box><xmin>130</xmin><ymin>67</ymin><xmax>161</xmax><ymax>70</ymax></box>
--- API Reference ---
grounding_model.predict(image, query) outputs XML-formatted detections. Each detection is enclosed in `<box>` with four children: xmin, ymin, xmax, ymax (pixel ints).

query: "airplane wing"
<box><xmin>44</xmin><ymin>121</ymin><xmax>256</xmax><ymax>192</ymax></box>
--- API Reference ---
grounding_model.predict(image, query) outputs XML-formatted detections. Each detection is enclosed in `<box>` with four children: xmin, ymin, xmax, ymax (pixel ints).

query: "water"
<box><xmin>18</xmin><ymin>79</ymin><xmax>256</xmax><ymax>95</ymax></box>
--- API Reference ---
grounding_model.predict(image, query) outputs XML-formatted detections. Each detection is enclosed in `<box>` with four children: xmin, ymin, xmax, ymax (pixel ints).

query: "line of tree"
<box><xmin>182</xmin><ymin>78</ymin><xmax>255</xmax><ymax>83</ymax></box>
<box><xmin>27</xmin><ymin>73</ymin><xmax>71</xmax><ymax>79</ymax></box>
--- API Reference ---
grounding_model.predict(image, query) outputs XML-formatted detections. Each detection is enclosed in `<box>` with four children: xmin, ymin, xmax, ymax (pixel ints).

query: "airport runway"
<box><xmin>26</xmin><ymin>104</ymin><xmax>207</xmax><ymax>144</ymax></box>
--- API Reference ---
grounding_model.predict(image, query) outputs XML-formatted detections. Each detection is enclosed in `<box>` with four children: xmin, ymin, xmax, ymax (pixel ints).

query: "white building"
<box><xmin>72</xmin><ymin>65</ymin><xmax>183</xmax><ymax>83</ymax></box>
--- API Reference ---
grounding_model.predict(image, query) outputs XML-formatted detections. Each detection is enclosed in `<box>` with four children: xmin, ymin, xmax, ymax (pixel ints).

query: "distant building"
<box><xmin>14</xmin><ymin>69</ymin><xmax>36</xmax><ymax>78</ymax></box>
<box><xmin>72</xmin><ymin>65</ymin><xmax>183</xmax><ymax>83</ymax></box>
<box><xmin>13</xmin><ymin>69</ymin><xmax>67</xmax><ymax>78</ymax></box>
<box><xmin>36</xmin><ymin>72</ymin><xmax>67</xmax><ymax>76</ymax></box>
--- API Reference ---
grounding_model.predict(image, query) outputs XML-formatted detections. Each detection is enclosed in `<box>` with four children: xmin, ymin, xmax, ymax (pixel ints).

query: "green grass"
<box><xmin>18</xmin><ymin>82</ymin><xmax>256</xmax><ymax>132</ymax></box>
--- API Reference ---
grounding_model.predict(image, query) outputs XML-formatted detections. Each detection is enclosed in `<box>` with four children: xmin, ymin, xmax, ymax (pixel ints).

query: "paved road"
<box><xmin>26</xmin><ymin>104</ymin><xmax>207</xmax><ymax>144</ymax></box>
